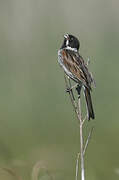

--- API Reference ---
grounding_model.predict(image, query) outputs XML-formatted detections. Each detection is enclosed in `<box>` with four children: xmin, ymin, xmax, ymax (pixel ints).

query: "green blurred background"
<box><xmin>0</xmin><ymin>0</ymin><xmax>119</xmax><ymax>179</ymax></box>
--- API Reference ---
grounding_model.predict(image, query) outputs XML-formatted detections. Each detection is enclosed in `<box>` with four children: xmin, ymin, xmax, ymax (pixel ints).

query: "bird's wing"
<box><xmin>75</xmin><ymin>53</ymin><xmax>94</xmax><ymax>88</ymax></box>
<box><xmin>61</xmin><ymin>49</ymin><xmax>93</xmax><ymax>90</ymax></box>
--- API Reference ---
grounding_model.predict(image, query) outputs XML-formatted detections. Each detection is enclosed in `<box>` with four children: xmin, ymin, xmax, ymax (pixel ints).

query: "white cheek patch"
<box><xmin>65</xmin><ymin>46</ymin><xmax>77</xmax><ymax>52</ymax></box>
<box><xmin>66</xmin><ymin>39</ymin><xmax>69</xmax><ymax>46</ymax></box>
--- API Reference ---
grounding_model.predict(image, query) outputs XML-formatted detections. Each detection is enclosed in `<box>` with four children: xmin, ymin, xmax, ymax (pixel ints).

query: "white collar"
<box><xmin>65</xmin><ymin>46</ymin><xmax>77</xmax><ymax>52</ymax></box>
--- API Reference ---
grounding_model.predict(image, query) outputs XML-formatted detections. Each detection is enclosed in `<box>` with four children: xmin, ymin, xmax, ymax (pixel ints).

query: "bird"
<box><xmin>58</xmin><ymin>34</ymin><xmax>95</xmax><ymax>120</ymax></box>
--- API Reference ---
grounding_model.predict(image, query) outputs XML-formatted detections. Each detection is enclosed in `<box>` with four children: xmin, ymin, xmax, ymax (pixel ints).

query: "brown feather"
<box><xmin>61</xmin><ymin>49</ymin><xmax>92</xmax><ymax>89</ymax></box>
<box><xmin>59</xmin><ymin>48</ymin><xmax>95</xmax><ymax>120</ymax></box>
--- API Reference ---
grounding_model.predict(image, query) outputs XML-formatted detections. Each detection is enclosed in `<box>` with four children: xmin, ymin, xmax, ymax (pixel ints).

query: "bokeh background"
<box><xmin>0</xmin><ymin>0</ymin><xmax>119</xmax><ymax>180</ymax></box>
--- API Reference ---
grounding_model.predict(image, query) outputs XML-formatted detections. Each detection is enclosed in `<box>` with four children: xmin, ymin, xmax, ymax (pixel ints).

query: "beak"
<box><xmin>64</xmin><ymin>34</ymin><xmax>69</xmax><ymax>39</ymax></box>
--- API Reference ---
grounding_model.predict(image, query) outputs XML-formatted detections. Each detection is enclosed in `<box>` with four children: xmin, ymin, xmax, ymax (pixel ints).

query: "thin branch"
<box><xmin>82</xmin><ymin>115</ymin><xmax>87</xmax><ymax>125</ymax></box>
<box><xmin>75</xmin><ymin>153</ymin><xmax>80</xmax><ymax>180</ymax></box>
<box><xmin>78</xmin><ymin>98</ymin><xmax>85</xmax><ymax>180</ymax></box>
<box><xmin>63</xmin><ymin>74</ymin><xmax>94</xmax><ymax>180</ymax></box>
<box><xmin>83</xmin><ymin>127</ymin><xmax>94</xmax><ymax>155</ymax></box>
<box><xmin>64</xmin><ymin>74</ymin><xmax>78</xmax><ymax>114</ymax></box>
<box><xmin>64</xmin><ymin>75</ymin><xmax>85</xmax><ymax>180</ymax></box>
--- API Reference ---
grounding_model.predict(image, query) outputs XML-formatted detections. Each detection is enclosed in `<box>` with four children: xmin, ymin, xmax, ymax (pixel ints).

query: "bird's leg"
<box><xmin>66</xmin><ymin>83</ymin><xmax>78</xmax><ymax>92</ymax></box>
<box><xmin>66</xmin><ymin>86</ymin><xmax>75</xmax><ymax>101</ymax></box>
<box><xmin>65</xmin><ymin>76</ymin><xmax>78</xmax><ymax>92</ymax></box>
<box><xmin>65</xmin><ymin>78</ymin><xmax>77</xmax><ymax>101</ymax></box>
<box><xmin>76</xmin><ymin>84</ymin><xmax>82</xmax><ymax>98</ymax></box>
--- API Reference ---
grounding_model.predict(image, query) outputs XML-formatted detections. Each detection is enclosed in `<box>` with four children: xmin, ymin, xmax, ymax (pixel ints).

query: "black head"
<box><xmin>61</xmin><ymin>34</ymin><xmax>80</xmax><ymax>50</ymax></box>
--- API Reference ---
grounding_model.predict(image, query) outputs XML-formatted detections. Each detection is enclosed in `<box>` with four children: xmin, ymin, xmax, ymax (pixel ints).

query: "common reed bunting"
<box><xmin>58</xmin><ymin>34</ymin><xmax>95</xmax><ymax>120</ymax></box>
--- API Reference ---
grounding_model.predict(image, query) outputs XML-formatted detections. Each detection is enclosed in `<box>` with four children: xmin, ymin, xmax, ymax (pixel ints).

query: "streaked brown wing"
<box><xmin>61</xmin><ymin>49</ymin><xmax>92</xmax><ymax>89</ymax></box>
<box><xmin>75</xmin><ymin>53</ymin><xmax>93</xmax><ymax>88</ymax></box>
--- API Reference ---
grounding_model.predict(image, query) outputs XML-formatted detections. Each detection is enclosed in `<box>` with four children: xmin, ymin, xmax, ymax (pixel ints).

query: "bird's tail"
<box><xmin>84</xmin><ymin>87</ymin><xmax>95</xmax><ymax>120</ymax></box>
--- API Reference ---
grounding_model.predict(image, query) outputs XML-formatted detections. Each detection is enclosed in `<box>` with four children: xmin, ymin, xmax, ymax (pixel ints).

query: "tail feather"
<box><xmin>84</xmin><ymin>87</ymin><xmax>95</xmax><ymax>120</ymax></box>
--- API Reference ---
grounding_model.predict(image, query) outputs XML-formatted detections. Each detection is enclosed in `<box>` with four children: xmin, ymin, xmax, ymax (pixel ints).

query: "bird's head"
<box><xmin>61</xmin><ymin>34</ymin><xmax>80</xmax><ymax>51</ymax></box>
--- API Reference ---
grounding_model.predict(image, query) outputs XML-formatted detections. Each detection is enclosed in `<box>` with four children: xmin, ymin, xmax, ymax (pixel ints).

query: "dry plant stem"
<box><xmin>75</xmin><ymin>153</ymin><xmax>80</xmax><ymax>180</ymax></box>
<box><xmin>64</xmin><ymin>74</ymin><xmax>93</xmax><ymax>180</ymax></box>
<box><xmin>78</xmin><ymin>98</ymin><xmax>85</xmax><ymax>180</ymax></box>
<box><xmin>64</xmin><ymin>74</ymin><xmax>78</xmax><ymax>114</ymax></box>
<box><xmin>32</xmin><ymin>161</ymin><xmax>53</xmax><ymax>180</ymax></box>
<box><xmin>0</xmin><ymin>168</ymin><xmax>23</xmax><ymax>180</ymax></box>
<box><xmin>64</xmin><ymin>74</ymin><xmax>85</xmax><ymax>180</ymax></box>
<box><xmin>83</xmin><ymin>127</ymin><xmax>94</xmax><ymax>155</ymax></box>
